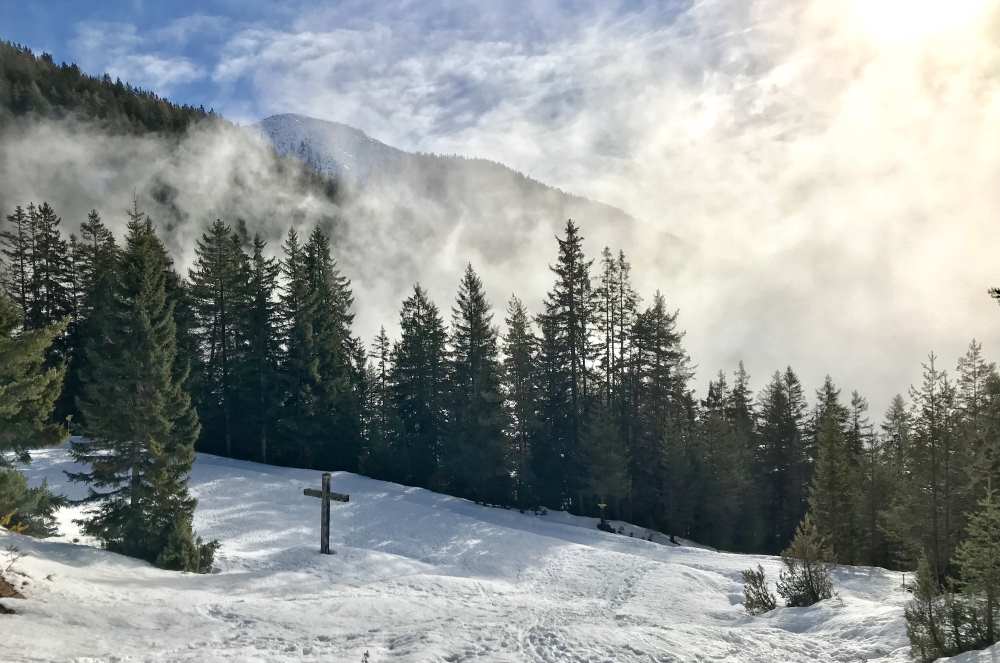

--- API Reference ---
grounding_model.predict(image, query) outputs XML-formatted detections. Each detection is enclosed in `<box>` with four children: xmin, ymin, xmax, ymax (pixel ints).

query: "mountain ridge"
<box><xmin>253</xmin><ymin>111</ymin><xmax>639</xmax><ymax>227</ymax></box>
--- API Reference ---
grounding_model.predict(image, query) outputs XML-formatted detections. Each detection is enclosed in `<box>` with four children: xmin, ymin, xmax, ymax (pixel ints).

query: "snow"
<box><xmin>2</xmin><ymin>442</ymin><xmax>994</xmax><ymax>662</ymax></box>
<box><xmin>252</xmin><ymin>114</ymin><xmax>405</xmax><ymax>185</ymax></box>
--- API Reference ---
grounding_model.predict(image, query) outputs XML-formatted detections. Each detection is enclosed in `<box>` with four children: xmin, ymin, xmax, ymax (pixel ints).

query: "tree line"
<box><xmin>0</xmin><ymin>41</ymin><xmax>216</xmax><ymax>133</ymax></box>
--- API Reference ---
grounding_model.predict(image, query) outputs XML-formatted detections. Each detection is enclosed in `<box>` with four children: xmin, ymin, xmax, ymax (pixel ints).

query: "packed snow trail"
<box><xmin>2</xmin><ymin>442</ymin><xmax>984</xmax><ymax>662</ymax></box>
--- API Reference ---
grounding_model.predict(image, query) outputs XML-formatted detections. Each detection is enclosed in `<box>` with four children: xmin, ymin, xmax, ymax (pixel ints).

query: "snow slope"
<box><xmin>254</xmin><ymin>114</ymin><xmax>406</xmax><ymax>185</ymax></box>
<box><xmin>1</xmin><ymin>443</ymin><xmax>987</xmax><ymax>662</ymax></box>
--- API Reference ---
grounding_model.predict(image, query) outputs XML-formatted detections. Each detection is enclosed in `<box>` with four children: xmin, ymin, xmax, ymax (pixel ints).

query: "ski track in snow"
<box><xmin>3</xmin><ymin>443</ymin><xmax>995</xmax><ymax>662</ymax></box>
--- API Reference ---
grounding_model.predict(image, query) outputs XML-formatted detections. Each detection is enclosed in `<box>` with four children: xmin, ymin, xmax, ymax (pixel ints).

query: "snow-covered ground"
<box><xmin>2</xmin><ymin>443</ymin><xmax>993</xmax><ymax>662</ymax></box>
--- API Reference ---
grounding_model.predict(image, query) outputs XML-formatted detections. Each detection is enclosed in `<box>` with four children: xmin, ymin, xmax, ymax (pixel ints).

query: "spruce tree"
<box><xmin>235</xmin><ymin>234</ymin><xmax>281</xmax><ymax>463</ymax></box>
<box><xmin>953</xmin><ymin>489</ymin><xmax>1000</xmax><ymax>646</ymax></box>
<box><xmin>361</xmin><ymin>326</ymin><xmax>396</xmax><ymax>479</ymax></box>
<box><xmin>534</xmin><ymin>220</ymin><xmax>596</xmax><ymax>511</ymax></box>
<box><xmin>885</xmin><ymin>354</ymin><xmax>965</xmax><ymax>581</ymax></box>
<box><xmin>442</xmin><ymin>265</ymin><xmax>510</xmax><ymax>504</ymax></box>
<box><xmin>391</xmin><ymin>284</ymin><xmax>448</xmax><ymax>487</ymax></box>
<box><xmin>582</xmin><ymin>400</ymin><xmax>629</xmax><ymax>519</ymax></box>
<box><xmin>627</xmin><ymin>292</ymin><xmax>692</xmax><ymax>531</ymax></box>
<box><xmin>757</xmin><ymin>368</ymin><xmax>810</xmax><ymax>553</ymax></box>
<box><xmin>808</xmin><ymin>380</ymin><xmax>858</xmax><ymax>564</ymax></box>
<box><xmin>188</xmin><ymin>219</ymin><xmax>247</xmax><ymax>457</ymax></box>
<box><xmin>699</xmin><ymin>370</ymin><xmax>754</xmax><ymax>550</ymax></box>
<box><xmin>955</xmin><ymin>340</ymin><xmax>999</xmax><ymax>497</ymax></box>
<box><xmin>776</xmin><ymin>514</ymin><xmax>834</xmax><ymax>607</ymax></box>
<box><xmin>1</xmin><ymin>205</ymin><xmax>32</xmax><ymax>317</ymax></box>
<box><xmin>69</xmin><ymin>208</ymin><xmax>213</xmax><ymax>572</ymax></box>
<box><xmin>534</xmin><ymin>306</ymin><xmax>573</xmax><ymax>510</ymax></box>
<box><xmin>0</xmin><ymin>292</ymin><xmax>66</xmax><ymax>466</ymax></box>
<box><xmin>61</xmin><ymin>210</ymin><xmax>118</xmax><ymax>427</ymax></box>
<box><xmin>502</xmin><ymin>296</ymin><xmax>540</xmax><ymax>508</ymax></box>
<box><xmin>728</xmin><ymin>362</ymin><xmax>763</xmax><ymax>551</ymax></box>
<box><xmin>303</xmin><ymin>226</ymin><xmax>361</xmax><ymax>470</ymax></box>
<box><xmin>595</xmin><ymin>247</ymin><xmax>637</xmax><ymax>408</ymax></box>
<box><xmin>905</xmin><ymin>555</ymin><xmax>949</xmax><ymax>662</ymax></box>
<box><xmin>26</xmin><ymin>202</ymin><xmax>72</xmax><ymax>339</ymax></box>
<box><xmin>275</xmin><ymin>227</ymin><xmax>318</xmax><ymax>467</ymax></box>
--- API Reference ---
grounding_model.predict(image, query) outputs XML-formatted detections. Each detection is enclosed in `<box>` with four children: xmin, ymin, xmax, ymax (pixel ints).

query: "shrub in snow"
<box><xmin>742</xmin><ymin>565</ymin><xmax>777</xmax><ymax>615</ymax></box>
<box><xmin>0</xmin><ymin>469</ymin><xmax>64</xmax><ymax>537</ymax></box>
<box><xmin>776</xmin><ymin>514</ymin><xmax>834</xmax><ymax>607</ymax></box>
<box><xmin>906</xmin><ymin>492</ymin><xmax>1000</xmax><ymax>662</ymax></box>
<box><xmin>155</xmin><ymin>515</ymin><xmax>220</xmax><ymax>574</ymax></box>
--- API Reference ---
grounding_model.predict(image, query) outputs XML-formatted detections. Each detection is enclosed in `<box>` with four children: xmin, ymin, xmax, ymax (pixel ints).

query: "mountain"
<box><xmin>253</xmin><ymin>114</ymin><xmax>678</xmax><ymax>333</ymax></box>
<box><xmin>255</xmin><ymin>113</ymin><xmax>631</xmax><ymax>220</ymax></box>
<box><xmin>255</xmin><ymin>114</ymin><xmax>406</xmax><ymax>185</ymax></box>
<box><xmin>5</xmin><ymin>440</ymin><xmax>939</xmax><ymax>662</ymax></box>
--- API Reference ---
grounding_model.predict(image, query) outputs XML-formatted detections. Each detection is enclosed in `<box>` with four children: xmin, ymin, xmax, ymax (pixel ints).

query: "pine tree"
<box><xmin>776</xmin><ymin>514</ymin><xmax>834</xmax><ymax>607</ymax></box>
<box><xmin>68</xmin><ymin>208</ymin><xmax>212</xmax><ymax>571</ymax></box>
<box><xmin>391</xmin><ymin>284</ymin><xmax>448</xmax><ymax>487</ymax></box>
<box><xmin>442</xmin><ymin>265</ymin><xmax>510</xmax><ymax>504</ymax></box>
<box><xmin>502</xmin><ymin>296</ymin><xmax>540</xmax><ymax>508</ymax></box>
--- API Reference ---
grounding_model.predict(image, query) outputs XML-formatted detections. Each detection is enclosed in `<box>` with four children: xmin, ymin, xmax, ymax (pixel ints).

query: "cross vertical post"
<box><xmin>320</xmin><ymin>472</ymin><xmax>331</xmax><ymax>554</ymax></box>
<box><xmin>303</xmin><ymin>472</ymin><xmax>350</xmax><ymax>555</ymax></box>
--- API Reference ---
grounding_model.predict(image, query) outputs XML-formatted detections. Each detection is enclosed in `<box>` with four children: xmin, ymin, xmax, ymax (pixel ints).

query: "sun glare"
<box><xmin>853</xmin><ymin>0</ymin><xmax>989</xmax><ymax>43</ymax></box>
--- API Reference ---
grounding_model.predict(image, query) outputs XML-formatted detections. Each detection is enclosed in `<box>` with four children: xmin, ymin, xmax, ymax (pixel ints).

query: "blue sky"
<box><xmin>0</xmin><ymin>2</ymin><xmax>691</xmax><ymax>132</ymax></box>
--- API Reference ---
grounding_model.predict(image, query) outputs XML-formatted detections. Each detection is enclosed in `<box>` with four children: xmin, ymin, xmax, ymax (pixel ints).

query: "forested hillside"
<box><xmin>0</xmin><ymin>41</ymin><xmax>214</xmax><ymax>133</ymax></box>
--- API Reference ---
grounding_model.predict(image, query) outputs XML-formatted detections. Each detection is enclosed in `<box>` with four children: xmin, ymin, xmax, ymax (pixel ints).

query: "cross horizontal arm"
<box><xmin>303</xmin><ymin>488</ymin><xmax>350</xmax><ymax>502</ymax></box>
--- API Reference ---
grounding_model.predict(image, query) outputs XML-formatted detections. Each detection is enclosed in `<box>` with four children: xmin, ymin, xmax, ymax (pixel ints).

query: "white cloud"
<box><xmin>57</xmin><ymin>0</ymin><xmax>1000</xmax><ymax>411</ymax></box>
<box><xmin>70</xmin><ymin>21</ymin><xmax>207</xmax><ymax>94</ymax></box>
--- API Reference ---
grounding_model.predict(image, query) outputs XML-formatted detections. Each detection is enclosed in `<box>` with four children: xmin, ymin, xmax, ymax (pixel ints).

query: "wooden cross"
<box><xmin>303</xmin><ymin>472</ymin><xmax>350</xmax><ymax>554</ymax></box>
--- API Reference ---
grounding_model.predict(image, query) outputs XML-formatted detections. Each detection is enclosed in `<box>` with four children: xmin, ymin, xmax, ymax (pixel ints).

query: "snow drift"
<box><xmin>3</xmin><ymin>443</ymin><xmax>993</xmax><ymax>662</ymax></box>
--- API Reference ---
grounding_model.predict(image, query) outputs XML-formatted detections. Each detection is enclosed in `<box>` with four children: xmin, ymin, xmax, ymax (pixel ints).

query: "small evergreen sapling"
<box><xmin>904</xmin><ymin>556</ymin><xmax>951</xmax><ymax>662</ymax></box>
<box><xmin>776</xmin><ymin>514</ymin><xmax>835</xmax><ymax>607</ymax></box>
<box><xmin>0</xmin><ymin>469</ymin><xmax>64</xmax><ymax>537</ymax></box>
<box><xmin>742</xmin><ymin>564</ymin><xmax>777</xmax><ymax>615</ymax></box>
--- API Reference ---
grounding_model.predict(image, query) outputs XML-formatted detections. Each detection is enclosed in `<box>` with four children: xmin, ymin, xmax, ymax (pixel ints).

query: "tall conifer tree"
<box><xmin>391</xmin><ymin>285</ymin><xmax>448</xmax><ymax>487</ymax></box>
<box><xmin>69</xmin><ymin>206</ymin><xmax>212</xmax><ymax>572</ymax></box>
<box><xmin>502</xmin><ymin>296</ymin><xmax>540</xmax><ymax>507</ymax></box>
<box><xmin>442</xmin><ymin>265</ymin><xmax>509</xmax><ymax>503</ymax></box>
<box><xmin>188</xmin><ymin>219</ymin><xmax>247</xmax><ymax>457</ymax></box>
